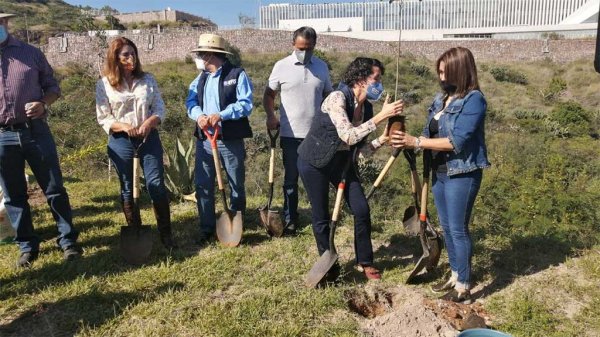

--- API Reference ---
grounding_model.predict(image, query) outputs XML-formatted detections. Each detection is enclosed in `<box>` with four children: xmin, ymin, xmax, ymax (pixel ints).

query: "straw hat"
<box><xmin>0</xmin><ymin>12</ymin><xmax>16</xmax><ymax>19</ymax></box>
<box><xmin>191</xmin><ymin>33</ymin><xmax>232</xmax><ymax>55</ymax></box>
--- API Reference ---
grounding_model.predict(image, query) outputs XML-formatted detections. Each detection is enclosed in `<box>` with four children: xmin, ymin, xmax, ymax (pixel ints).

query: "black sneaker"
<box><xmin>283</xmin><ymin>223</ymin><xmax>296</xmax><ymax>236</ymax></box>
<box><xmin>63</xmin><ymin>245</ymin><xmax>83</xmax><ymax>261</ymax></box>
<box><xmin>439</xmin><ymin>288</ymin><xmax>472</xmax><ymax>304</ymax></box>
<box><xmin>195</xmin><ymin>232</ymin><xmax>213</xmax><ymax>246</ymax></box>
<box><xmin>17</xmin><ymin>251</ymin><xmax>39</xmax><ymax>268</ymax></box>
<box><xmin>431</xmin><ymin>278</ymin><xmax>455</xmax><ymax>293</ymax></box>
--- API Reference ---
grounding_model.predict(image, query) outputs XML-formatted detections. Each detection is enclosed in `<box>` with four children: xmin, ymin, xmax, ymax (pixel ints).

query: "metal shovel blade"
<box><xmin>266</xmin><ymin>210</ymin><xmax>284</xmax><ymax>237</ymax></box>
<box><xmin>426</xmin><ymin>235</ymin><xmax>442</xmax><ymax>269</ymax></box>
<box><xmin>305</xmin><ymin>250</ymin><xmax>338</xmax><ymax>288</ymax></box>
<box><xmin>258</xmin><ymin>206</ymin><xmax>272</xmax><ymax>235</ymax></box>
<box><xmin>258</xmin><ymin>206</ymin><xmax>284</xmax><ymax>237</ymax></box>
<box><xmin>216</xmin><ymin>210</ymin><xmax>243</xmax><ymax>247</ymax></box>
<box><xmin>406</xmin><ymin>233</ymin><xmax>432</xmax><ymax>283</ymax></box>
<box><xmin>402</xmin><ymin>206</ymin><xmax>420</xmax><ymax>237</ymax></box>
<box><xmin>120</xmin><ymin>225</ymin><xmax>153</xmax><ymax>265</ymax></box>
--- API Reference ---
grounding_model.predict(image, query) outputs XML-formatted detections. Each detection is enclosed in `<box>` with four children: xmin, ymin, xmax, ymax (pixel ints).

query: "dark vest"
<box><xmin>194</xmin><ymin>62</ymin><xmax>253</xmax><ymax>140</ymax></box>
<box><xmin>297</xmin><ymin>83</ymin><xmax>373</xmax><ymax>168</ymax></box>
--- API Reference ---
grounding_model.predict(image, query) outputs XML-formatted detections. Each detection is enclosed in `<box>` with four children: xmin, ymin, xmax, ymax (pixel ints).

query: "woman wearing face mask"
<box><xmin>391</xmin><ymin>47</ymin><xmax>490</xmax><ymax>303</ymax></box>
<box><xmin>298</xmin><ymin>57</ymin><xmax>404</xmax><ymax>282</ymax></box>
<box><xmin>96</xmin><ymin>37</ymin><xmax>177</xmax><ymax>249</ymax></box>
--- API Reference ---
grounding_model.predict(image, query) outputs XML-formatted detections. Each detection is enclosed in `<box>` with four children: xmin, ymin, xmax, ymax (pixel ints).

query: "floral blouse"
<box><xmin>321</xmin><ymin>90</ymin><xmax>382</xmax><ymax>157</ymax></box>
<box><xmin>96</xmin><ymin>73</ymin><xmax>166</xmax><ymax>134</ymax></box>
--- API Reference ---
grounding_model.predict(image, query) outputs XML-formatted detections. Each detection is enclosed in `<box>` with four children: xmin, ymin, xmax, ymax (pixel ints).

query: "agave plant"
<box><xmin>164</xmin><ymin>138</ymin><xmax>195</xmax><ymax>202</ymax></box>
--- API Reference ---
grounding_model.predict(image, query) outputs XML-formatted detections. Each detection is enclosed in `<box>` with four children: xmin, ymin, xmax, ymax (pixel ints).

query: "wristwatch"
<box><xmin>39</xmin><ymin>99</ymin><xmax>49</xmax><ymax>112</ymax></box>
<box><xmin>414</xmin><ymin>137</ymin><xmax>423</xmax><ymax>153</ymax></box>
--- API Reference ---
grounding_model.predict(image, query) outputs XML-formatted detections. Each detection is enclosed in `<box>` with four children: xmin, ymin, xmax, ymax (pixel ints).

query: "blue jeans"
<box><xmin>280</xmin><ymin>137</ymin><xmax>302</xmax><ymax>226</ymax></box>
<box><xmin>0</xmin><ymin>119</ymin><xmax>78</xmax><ymax>253</ymax></box>
<box><xmin>432</xmin><ymin>169</ymin><xmax>482</xmax><ymax>289</ymax></box>
<box><xmin>195</xmin><ymin>138</ymin><xmax>246</xmax><ymax>234</ymax></box>
<box><xmin>298</xmin><ymin>152</ymin><xmax>374</xmax><ymax>265</ymax></box>
<box><xmin>107</xmin><ymin>130</ymin><xmax>167</xmax><ymax>203</ymax></box>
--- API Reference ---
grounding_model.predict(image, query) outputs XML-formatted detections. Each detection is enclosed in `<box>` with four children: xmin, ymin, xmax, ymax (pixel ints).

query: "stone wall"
<box><xmin>43</xmin><ymin>29</ymin><xmax>595</xmax><ymax>69</ymax></box>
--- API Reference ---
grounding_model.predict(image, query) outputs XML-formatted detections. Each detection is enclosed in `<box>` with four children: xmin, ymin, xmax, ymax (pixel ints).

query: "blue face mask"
<box><xmin>366</xmin><ymin>81</ymin><xmax>384</xmax><ymax>101</ymax></box>
<box><xmin>0</xmin><ymin>26</ymin><xmax>8</xmax><ymax>44</ymax></box>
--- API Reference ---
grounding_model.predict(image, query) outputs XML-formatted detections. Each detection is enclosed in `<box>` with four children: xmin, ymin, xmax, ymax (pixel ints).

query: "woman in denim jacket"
<box><xmin>391</xmin><ymin>47</ymin><xmax>490</xmax><ymax>303</ymax></box>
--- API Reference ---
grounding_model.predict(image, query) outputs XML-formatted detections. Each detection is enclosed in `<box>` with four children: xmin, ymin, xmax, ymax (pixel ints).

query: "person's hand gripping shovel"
<box><xmin>259</xmin><ymin>128</ymin><xmax>284</xmax><ymax>237</ymax></box>
<box><xmin>204</xmin><ymin>127</ymin><xmax>243</xmax><ymax>247</ymax></box>
<box><xmin>120</xmin><ymin>136</ymin><xmax>154</xmax><ymax>265</ymax></box>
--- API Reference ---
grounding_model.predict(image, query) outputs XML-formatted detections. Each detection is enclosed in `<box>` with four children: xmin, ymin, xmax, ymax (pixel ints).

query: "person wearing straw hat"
<box><xmin>0</xmin><ymin>11</ymin><xmax>83</xmax><ymax>267</ymax></box>
<box><xmin>185</xmin><ymin>33</ymin><xmax>253</xmax><ymax>245</ymax></box>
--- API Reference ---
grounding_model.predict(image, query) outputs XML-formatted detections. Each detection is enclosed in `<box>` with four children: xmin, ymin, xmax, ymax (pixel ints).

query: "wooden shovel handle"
<box><xmin>419</xmin><ymin>151</ymin><xmax>432</xmax><ymax>221</ymax></box>
<box><xmin>133</xmin><ymin>156</ymin><xmax>140</xmax><ymax>200</ymax></box>
<box><xmin>268</xmin><ymin>148</ymin><xmax>275</xmax><ymax>184</ymax></box>
<box><xmin>331</xmin><ymin>181</ymin><xmax>345</xmax><ymax>222</ymax></box>
<box><xmin>203</xmin><ymin>127</ymin><xmax>224</xmax><ymax>191</ymax></box>
<box><xmin>372</xmin><ymin>148</ymin><xmax>401</xmax><ymax>188</ymax></box>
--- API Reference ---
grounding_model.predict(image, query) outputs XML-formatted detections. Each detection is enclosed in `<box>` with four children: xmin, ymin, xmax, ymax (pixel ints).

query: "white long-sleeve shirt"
<box><xmin>96</xmin><ymin>73</ymin><xmax>166</xmax><ymax>134</ymax></box>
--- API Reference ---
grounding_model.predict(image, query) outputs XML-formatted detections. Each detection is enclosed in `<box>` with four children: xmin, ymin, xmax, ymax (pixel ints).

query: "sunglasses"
<box><xmin>119</xmin><ymin>52</ymin><xmax>136</xmax><ymax>58</ymax></box>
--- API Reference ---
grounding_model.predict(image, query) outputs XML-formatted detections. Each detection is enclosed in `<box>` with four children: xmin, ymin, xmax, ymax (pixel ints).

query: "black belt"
<box><xmin>0</xmin><ymin>122</ymin><xmax>30</xmax><ymax>131</ymax></box>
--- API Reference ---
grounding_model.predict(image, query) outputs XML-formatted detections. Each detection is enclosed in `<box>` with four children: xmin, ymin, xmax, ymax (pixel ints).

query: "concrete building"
<box><xmin>95</xmin><ymin>7</ymin><xmax>216</xmax><ymax>28</ymax></box>
<box><xmin>260</xmin><ymin>0</ymin><xmax>599</xmax><ymax>41</ymax></box>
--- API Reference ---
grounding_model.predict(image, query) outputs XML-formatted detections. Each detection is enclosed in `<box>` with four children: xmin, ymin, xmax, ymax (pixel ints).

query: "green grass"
<box><xmin>0</xmin><ymin>179</ymin><xmax>362</xmax><ymax>336</ymax></box>
<box><xmin>1</xmin><ymin>54</ymin><xmax>600</xmax><ymax>336</ymax></box>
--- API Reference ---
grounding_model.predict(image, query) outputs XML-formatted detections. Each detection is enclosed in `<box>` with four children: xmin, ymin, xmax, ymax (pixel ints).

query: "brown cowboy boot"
<box><xmin>122</xmin><ymin>201</ymin><xmax>142</xmax><ymax>227</ymax></box>
<box><xmin>152</xmin><ymin>198</ymin><xmax>178</xmax><ymax>249</ymax></box>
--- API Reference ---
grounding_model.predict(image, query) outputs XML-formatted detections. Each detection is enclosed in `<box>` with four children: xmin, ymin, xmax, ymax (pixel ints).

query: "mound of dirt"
<box><xmin>356</xmin><ymin>285</ymin><xmax>458</xmax><ymax>337</ymax></box>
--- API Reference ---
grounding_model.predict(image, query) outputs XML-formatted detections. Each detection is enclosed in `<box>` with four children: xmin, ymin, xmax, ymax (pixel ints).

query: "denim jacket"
<box><xmin>422</xmin><ymin>90</ymin><xmax>491</xmax><ymax>176</ymax></box>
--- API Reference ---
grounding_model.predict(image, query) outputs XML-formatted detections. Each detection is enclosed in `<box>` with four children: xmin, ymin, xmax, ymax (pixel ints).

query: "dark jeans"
<box><xmin>107</xmin><ymin>129</ymin><xmax>168</xmax><ymax>203</ymax></box>
<box><xmin>195</xmin><ymin>138</ymin><xmax>246</xmax><ymax>234</ymax></box>
<box><xmin>432</xmin><ymin>169</ymin><xmax>483</xmax><ymax>288</ymax></box>
<box><xmin>280</xmin><ymin>137</ymin><xmax>302</xmax><ymax>226</ymax></box>
<box><xmin>298</xmin><ymin>151</ymin><xmax>374</xmax><ymax>265</ymax></box>
<box><xmin>0</xmin><ymin>119</ymin><xmax>78</xmax><ymax>253</ymax></box>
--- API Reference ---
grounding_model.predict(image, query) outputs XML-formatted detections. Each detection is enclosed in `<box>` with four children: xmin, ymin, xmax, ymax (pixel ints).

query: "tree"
<box><xmin>105</xmin><ymin>14</ymin><xmax>126</xmax><ymax>30</ymax></box>
<box><xmin>238</xmin><ymin>13</ymin><xmax>256</xmax><ymax>28</ymax></box>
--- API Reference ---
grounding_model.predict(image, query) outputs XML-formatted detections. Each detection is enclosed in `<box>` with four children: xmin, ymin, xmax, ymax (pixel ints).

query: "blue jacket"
<box><xmin>423</xmin><ymin>90</ymin><xmax>491</xmax><ymax>176</ymax></box>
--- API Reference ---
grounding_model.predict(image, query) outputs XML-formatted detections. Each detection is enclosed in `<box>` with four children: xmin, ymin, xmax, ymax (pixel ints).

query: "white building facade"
<box><xmin>260</xmin><ymin>0</ymin><xmax>599</xmax><ymax>41</ymax></box>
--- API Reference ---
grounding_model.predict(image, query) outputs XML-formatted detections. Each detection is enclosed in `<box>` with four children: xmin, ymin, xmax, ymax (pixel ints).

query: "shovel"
<box><xmin>259</xmin><ymin>128</ymin><xmax>284</xmax><ymax>237</ymax></box>
<box><xmin>406</xmin><ymin>150</ymin><xmax>443</xmax><ymax>283</ymax></box>
<box><xmin>305</xmin><ymin>152</ymin><xmax>353</xmax><ymax>288</ymax></box>
<box><xmin>402</xmin><ymin>148</ymin><xmax>422</xmax><ymax>236</ymax></box>
<box><xmin>204</xmin><ymin>127</ymin><xmax>243</xmax><ymax>247</ymax></box>
<box><xmin>365</xmin><ymin>116</ymin><xmax>406</xmax><ymax>200</ymax></box>
<box><xmin>120</xmin><ymin>137</ymin><xmax>153</xmax><ymax>265</ymax></box>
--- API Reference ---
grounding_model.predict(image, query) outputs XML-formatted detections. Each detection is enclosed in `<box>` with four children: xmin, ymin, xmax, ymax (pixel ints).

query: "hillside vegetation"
<box><xmin>0</xmin><ymin>51</ymin><xmax>599</xmax><ymax>336</ymax></box>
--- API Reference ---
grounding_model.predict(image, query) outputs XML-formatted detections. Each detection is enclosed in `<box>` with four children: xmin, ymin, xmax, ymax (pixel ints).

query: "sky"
<box><xmin>64</xmin><ymin>0</ymin><xmax>381</xmax><ymax>26</ymax></box>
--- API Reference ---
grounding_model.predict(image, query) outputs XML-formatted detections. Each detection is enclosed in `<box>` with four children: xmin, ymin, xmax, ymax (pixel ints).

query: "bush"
<box><xmin>164</xmin><ymin>138</ymin><xmax>195</xmax><ymax>202</ymax></box>
<box><xmin>549</xmin><ymin>101</ymin><xmax>591</xmax><ymax>137</ymax></box>
<box><xmin>409</xmin><ymin>63</ymin><xmax>431</xmax><ymax>78</ymax></box>
<box><xmin>539</xmin><ymin>76</ymin><xmax>567</xmax><ymax>103</ymax></box>
<box><xmin>489</xmin><ymin>66</ymin><xmax>528</xmax><ymax>85</ymax></box>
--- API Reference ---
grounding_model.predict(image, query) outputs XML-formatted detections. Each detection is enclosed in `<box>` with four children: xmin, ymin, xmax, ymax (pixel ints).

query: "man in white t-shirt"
<box><xmin>263</xmin><ymin>26</ymin><xmax>333</xmax><ymax>235</ymax></box>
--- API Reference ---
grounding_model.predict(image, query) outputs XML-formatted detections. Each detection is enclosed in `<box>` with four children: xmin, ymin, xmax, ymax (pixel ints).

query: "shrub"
<box><xmin>409</xmin><ymin>63</ymin><xmax>431</xmax><ymax>78</ymax></box>
<box><xmin>549</xmin><ymin>101</ymin><xmax>591</xmax><ymax>137</ymax></box>
<box><xmin>539</xmin><ymin>76</ymin><xmax>567</xmax><ymax>103</ymax></box>
<box><xmin>513</xmin><ymin>110</ymin><xmax>545</xmax><ymax>120</ymax></box>
<box><xmin>489</xmin><ymin>66</ymin><xmax>528</xmax><ymax>85</ymax></box>
<box><xmin>164</xmin><ymin>138</ymin><xmax>195</xmax><ymax>202</ymax></box>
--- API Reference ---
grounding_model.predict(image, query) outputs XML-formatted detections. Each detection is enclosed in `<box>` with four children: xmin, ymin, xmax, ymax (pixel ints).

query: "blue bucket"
<box><xmin>457</xmin><ymin>328</ymin><xmax>513</xmax><ymax>337</ymax></box>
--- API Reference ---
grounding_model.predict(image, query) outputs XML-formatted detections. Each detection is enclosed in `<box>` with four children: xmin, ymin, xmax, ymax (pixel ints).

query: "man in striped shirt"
<box><xmin>0</xmin><ymin>12</ymin><xmax>82</xmax><ymax>267</ymax></box>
